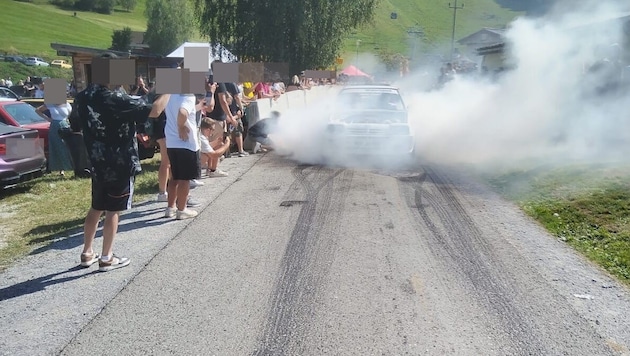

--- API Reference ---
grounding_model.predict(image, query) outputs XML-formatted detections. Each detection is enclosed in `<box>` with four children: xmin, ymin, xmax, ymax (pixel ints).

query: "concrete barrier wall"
<box><xmin>243</xmin><ymin>86</ymin><xmax>339</xmax><ymax>150</ymax></box>
<box><xmin>253</xmin><ymin>86</ymin><xmax>339</xmax><ymax>122</ymax></box>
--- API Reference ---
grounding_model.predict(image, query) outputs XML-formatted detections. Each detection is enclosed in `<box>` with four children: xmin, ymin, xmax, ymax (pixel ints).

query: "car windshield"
<box><xmin>4</xmin><ymin>103</ymin><xmax>48</xmax><ymax>125</ymax></box>
<box><xmin>337</xmin><ymin>91</ymin><xmax>405</xmax><ymax>111</ymax></box>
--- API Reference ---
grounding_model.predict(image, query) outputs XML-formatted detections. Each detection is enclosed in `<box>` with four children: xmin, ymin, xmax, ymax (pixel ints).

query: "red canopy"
<box><xmin>340</xmin><ymin>65</ymin><xmax>371</xmax><ymax>77</ymax></box>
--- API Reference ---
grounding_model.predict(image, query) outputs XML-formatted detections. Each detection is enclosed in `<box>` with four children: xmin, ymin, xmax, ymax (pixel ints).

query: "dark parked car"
<box><xmin>0</xmin><ymin>122</ymin><xmax>47</xmax><ymax>188</ymax></box>
<box><xmin>4</xmin><ymin>55</ymin><xmax>26</xmax><ymax>64</ymax></box>
<box><xmin>0</xmin><ymin>87</ymin><xmax>21</xmax><ymax>100</ymax></box>
<box><xmin>0</xmin><ymin>101</ymin><xmax>50</xmax><ymax>158</ymax></box>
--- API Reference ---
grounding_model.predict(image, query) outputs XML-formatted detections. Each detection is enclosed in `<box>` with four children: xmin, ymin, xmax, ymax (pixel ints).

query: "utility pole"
<box><xmin>355</xmin><ymin>39</ymin><xmax>361</xmax><ymax>67</ymax></box>
<box><xmin>406</xmin><ymin>27</ymin><xmax>424</xmax><ymax>62</ymax></box>
<box><xmin>449</xmin><ymin>0</ymin><xmax>464</xmax><ymax>61</ymax></box>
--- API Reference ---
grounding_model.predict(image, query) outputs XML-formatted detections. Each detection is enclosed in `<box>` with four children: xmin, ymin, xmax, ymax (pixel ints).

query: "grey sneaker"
<box><xmin>238</xmin><ymin>151</ymin><xmax>250</xmax><ymax>157</ymax></box>
<box><xmin>187</xmin><ymin>197</ymin><xmax>201</xmax><ymax>208</ymax></box>
<box><xmin>98</xmin><ymin>255</ymin><xmax>130</xmax><ymax>272</ymax></box>
<box><xmin>208</xmin><ymin>170</ymin><xmax>228</xmax><ymax>178</ymax></box>
<box><xmin>164</xmin><ymin>207</ymin><xmax>176</xmax><ymax>218</ymax></box>
<box><xmin>80</xmin><ymin>252</ymin><xmax>100</xmax><ymax>267</ymax></box>
<box><xmin>176</xmin><ymin>209</ymin><xmax>198</xmax><ymax>220</ymax></box>
<box><xmin>157</xmin><ymin>192</ymin><xmax>168</xmax><ymax>202</ymax></box>
<box><xmin>190</xmin><ymin>179</ymin><xmax>204</xmax><ymax>188</ymax></box>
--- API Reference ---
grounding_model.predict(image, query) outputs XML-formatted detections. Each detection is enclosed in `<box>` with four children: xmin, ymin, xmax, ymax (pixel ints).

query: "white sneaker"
<box><xmin>190</xmin><ymin>179</ymin><xmax>205</xmax><ymax>188</ymax></box>
<box><xmin>164</xmin><ymin>207</ymin><xmax>176</xmax><ymax>218</ymax></box>
<box><xmin>252</xmin><ymin>142</ymin><xmax>261</xmax><ymax>154</ymax></box>
<box><xmin>238</xmin><ymin>151</ymin><xmax>250</xmax><ymax>157</ymax></box>
<box><xmin>207</xmin><ymin>170</ymin><xmax>228</xmax><ymax>178</ymax></box>
<box><xmin>157</xmin><ymin>192</ymin><xmax>168</xmax><ymax>202</ymax></box>
<box><xmin>176</xmin><ymin>209</ymin><xmax>198</xmax><ymax>220</ymax></box>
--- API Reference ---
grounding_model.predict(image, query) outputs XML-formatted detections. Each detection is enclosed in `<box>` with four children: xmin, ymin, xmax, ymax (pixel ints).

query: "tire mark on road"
<box><xmin>253</xmin><ymin>165</ymin><xmax>353</xmax><ymax>356</ymax></box>
<box><xmin>398</xmin><ymin>165</ymin><xmax>548</xmax><ymax>355</ymax></box>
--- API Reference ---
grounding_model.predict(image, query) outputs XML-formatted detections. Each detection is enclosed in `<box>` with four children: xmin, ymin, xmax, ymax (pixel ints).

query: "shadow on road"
<box><xmin>0</xmin><ymin>265</ymin><xmax>94</xmax><ymax>301</ymax></box>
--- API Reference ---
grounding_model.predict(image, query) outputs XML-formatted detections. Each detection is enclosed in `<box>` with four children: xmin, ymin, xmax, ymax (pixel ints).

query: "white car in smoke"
<box><xmin>323</xmin><ymin>85</ymin><xmax>414</xmax><ymax>157</ymax></box>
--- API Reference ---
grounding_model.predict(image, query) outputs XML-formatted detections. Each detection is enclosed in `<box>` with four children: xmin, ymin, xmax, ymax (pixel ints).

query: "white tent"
<box><xmin>166</xmin><ymin>41</ymin><xmax>238</xmax><ymax>67</ymax></box>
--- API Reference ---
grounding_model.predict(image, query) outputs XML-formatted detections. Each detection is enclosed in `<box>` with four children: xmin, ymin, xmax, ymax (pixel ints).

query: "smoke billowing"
<box><xmin>270</xmin><ymin>0</ymin><xmax>629</xmax><ymax>173</ymax></box>
<box><xmin>405</xmin><ymin>0</ymin><xmax>630</xmax><ymax>171</ymax></box>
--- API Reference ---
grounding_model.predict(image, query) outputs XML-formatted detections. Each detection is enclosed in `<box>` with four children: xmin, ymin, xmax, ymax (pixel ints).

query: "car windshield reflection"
<box><xmin>4</xmin><ymin>103</ymin><xmax>48</xmax><ymax>125</ymax></box>
<box><xmin>337</xmin><ymin>92</ymin><xmax>405</xmax><ymax>111</ymax></box>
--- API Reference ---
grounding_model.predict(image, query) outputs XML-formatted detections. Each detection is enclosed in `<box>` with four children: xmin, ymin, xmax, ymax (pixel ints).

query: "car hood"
<box><xmin>0</xmin><ymin>124</ymin><xmax>33</xmax><ymax>135</ymax></box>
<box><xmin>331</xmin><ymin>110</ymin><xmax>408</xmax><ymax>124</ymax></box>
<box><xmin>23</xmin><ymin>122</ymin><xmax>50</xmax><ymax>131</ymax></box>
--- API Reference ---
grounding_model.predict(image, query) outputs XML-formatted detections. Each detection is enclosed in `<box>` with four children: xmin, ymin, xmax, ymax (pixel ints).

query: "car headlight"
<box><xmin>326</xmin><ymin>124</ymin><xmax>345</xmax><ymax>134</ymax></box>
<box><xmin>389</xmin><ymin>125</ymin><xmax>410</xmax><ymax>135</ymax></box>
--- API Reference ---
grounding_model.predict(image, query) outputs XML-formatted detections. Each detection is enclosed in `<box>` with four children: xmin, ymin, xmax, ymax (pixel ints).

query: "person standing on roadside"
<box><xmin>207</xmin><ymin>81</ymin><xmax>238</xmax><ymax>164</ymax></box>
<box><xmin>70</xmin><ymin>76</ymin><xmax>154</xmax><ymax>272</ymax></box>
<box><xmin>163</xmin><ymin>92</ymin><xmax>202</xmax><ymax>220</ymax></box>
<box><xmin>35</xmin><ymin>100</ymin><xmax>74</xmax><ymax>176</ymax></box>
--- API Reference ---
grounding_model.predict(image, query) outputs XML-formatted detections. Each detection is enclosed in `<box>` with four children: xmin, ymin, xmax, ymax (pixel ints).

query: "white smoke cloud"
<box><xmin>405</xmin><ymin>0</ymin><xmax>630</xmax><ymax>170</ymax></box>
<box><xmin>267</xmin><ymin>0</ymin><xmax>629</xmax><ymax>172</ymax></box>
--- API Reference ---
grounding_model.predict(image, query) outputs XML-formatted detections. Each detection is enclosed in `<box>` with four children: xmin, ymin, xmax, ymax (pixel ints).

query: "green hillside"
<box><xmin>0</xmin><ymin>0</ymin><xmax>150</xmax><ymax>59</ymax></box>
<box><xmin>339</xmin><ymin>0</ymin><xmax>525</xmax><ymax>66</ymax></box>
<box><xmin>1</xmin><ymin>0</ymin><xmax>525</xmax><ymax>66</ymax></box>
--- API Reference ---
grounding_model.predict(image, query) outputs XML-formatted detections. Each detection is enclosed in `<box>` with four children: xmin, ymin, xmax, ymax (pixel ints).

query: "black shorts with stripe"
<box><xmin>91</xmin><ymin>177</ymin><xmax>135</xmax><ymax>212</ymax></box>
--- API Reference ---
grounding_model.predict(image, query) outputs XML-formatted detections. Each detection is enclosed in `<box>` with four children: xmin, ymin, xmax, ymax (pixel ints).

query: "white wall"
<box><xmin>253</xmin><ymin>86</ymin><xmax>338</xmax><ymax>123</ymax></box>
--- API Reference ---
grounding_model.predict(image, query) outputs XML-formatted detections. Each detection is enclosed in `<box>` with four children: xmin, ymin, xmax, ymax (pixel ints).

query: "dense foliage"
<box><xmin>49</xmin><ymin>0</ymin><xmax>116</xmax><ymax>14</ymax></box>
<box><xmin>111</xmin><ymin>27</ymin><xmax>132</xmax><ymax>51</ymax></box>
<box><xmin>193</xmin><ymin>0</ymin><xmax>378</xmax><ymax>74</ymax></box>
<box><xmin>144</xmin><ymin>0</ymin><xmax>194</xmax><ymax>56</ymax></box>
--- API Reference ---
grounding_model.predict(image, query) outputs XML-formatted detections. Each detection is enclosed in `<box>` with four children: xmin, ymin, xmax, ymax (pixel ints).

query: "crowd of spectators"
<box><xmin>0</xmin><ymin>75</ymin><xmax>77</xmax><ymax>98</ymax></box>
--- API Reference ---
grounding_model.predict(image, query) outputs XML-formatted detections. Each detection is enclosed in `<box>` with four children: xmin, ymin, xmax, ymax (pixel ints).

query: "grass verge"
<box><xmin>482</xmin><ymin>162</ymin><xmax>630</xmax><ymax>286</ymax></box>
<box><xmin>0</xmin><ymin>155</ymin><xmax>161</xmax><ymax>271</ymax></box>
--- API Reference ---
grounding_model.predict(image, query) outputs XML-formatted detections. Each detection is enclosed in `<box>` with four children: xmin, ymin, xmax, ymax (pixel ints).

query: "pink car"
<box><xmin>0</xmin><ymin>100</ymin><xmax>50</xmax><ymax>159</ymax></box>
<box><xmin>0</xmin><ymin>122</ymin><xmax>47</xmax><ymax>188</ymax></box>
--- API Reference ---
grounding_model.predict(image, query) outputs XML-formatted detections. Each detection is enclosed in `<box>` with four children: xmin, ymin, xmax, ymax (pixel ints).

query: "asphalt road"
<box><xmin>2</xmin><ymin>153</ymin><xmax>630</xmax><ymax>355</ymax></box>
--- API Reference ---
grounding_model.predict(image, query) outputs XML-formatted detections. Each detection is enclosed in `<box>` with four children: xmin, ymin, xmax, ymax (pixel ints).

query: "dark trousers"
<box><xmin>64</xmin><ymin>133</ymin><xmax>91</xmax><ymax>178</ymax></box>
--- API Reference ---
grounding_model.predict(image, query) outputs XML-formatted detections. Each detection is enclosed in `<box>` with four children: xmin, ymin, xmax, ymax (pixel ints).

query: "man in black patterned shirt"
<box><xmin>70</xmin><ymin>81</ymin><xmax>153</xmax><ymax>272</ymax></box>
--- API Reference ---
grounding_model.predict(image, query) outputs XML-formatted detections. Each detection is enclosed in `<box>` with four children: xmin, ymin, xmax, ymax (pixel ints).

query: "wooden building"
<box><xmin>457</xmin><ymin>27</ymin><xmax>506</xmax><ymax>58</ymax></box>
<box><xmin>50</xmin><ymin>42</ymin><xmax>178</xmax><ymax>92</ymax></box>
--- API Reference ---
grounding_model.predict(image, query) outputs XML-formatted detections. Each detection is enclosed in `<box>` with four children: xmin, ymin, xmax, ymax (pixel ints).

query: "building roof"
<box><xmin>457</xmin><ymin>28</ymin><xmax>506</xmax><ymax>45</ymax></box>
<box><xmin>477</xmin><ymin>42</ymin><xmax>505</xmax><ymax>55</ymax></box>
<box><xmin>50</xmin><ymin>43</ymin><xmax>160</xmax><ymax>58</ymax></box>
<box><xmin>166</xmin><ymin>42</ymin><xmax>238</xmax><ymax>65</ymax></box>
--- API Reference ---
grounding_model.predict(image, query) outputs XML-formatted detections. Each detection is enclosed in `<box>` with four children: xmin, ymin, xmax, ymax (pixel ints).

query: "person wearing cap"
<box><xmin>70</xmin><ymin>57</ymin><xmax>154</xmax><ymax>272</ymax></box>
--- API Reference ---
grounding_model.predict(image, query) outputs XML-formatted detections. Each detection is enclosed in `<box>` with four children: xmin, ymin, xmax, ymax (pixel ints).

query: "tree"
<box><xmin>93</xmin><ymin>0</ymin><xmax>115</xmax><ymax>14</ymax></box>
<box><xmin>194</xmin><ymin>0</ymin><xmax>378</xmax><ymax>74</ymax></box>
<box><xmin>117</xmin><ymin>0</ymin><xmax>137</xmax><ymax>11</ymax></box>
<box><xmin>111</xmin><ymin>27</ymin><xmax>132</xmax><ymax>51</ymax></box>
<box><xmin>144</xmin><ymin>0</ymin><xmax>194</xmax><ymax>56</ymax></box>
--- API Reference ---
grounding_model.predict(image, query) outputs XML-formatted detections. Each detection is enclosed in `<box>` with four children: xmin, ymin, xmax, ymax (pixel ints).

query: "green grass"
<box><xmin>483</xmin><ymin>163</ymin><xmax>630</xmax><ymax>285</ymax></box>
<box><xmin>0</xmin><ymin>0</ymin><xmax>149</xmax><ymax>59</ymax></box>
<box><xmin>339</xmin><ymin>0</ymin><xmax>524</xmax><ymax>65</ymax></box>
<box><xmin>0</xmin><ymin>155</ymin><xmax>161</xmax><ymax>271</ymax></box>
<box><xmin>2</xmin><ymin>0</ymin><xmax>524</xmax><ymax>67</ymax></box>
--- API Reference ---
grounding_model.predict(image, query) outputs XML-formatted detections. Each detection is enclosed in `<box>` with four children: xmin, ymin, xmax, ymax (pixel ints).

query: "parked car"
<box><xmin>0</xmin><ymin>101</ymin><xmax>50</xmax><ymax>158</ymax></box>
<box><xmin>0</xmin><ymin>122</ymin><xmax>47</xmax><ymax>188</ymax></box>
<box><xmin>20</xmin><ymin>98</ymin><xmax>157</xmax><ymax>160</ymax></box>
<box><xmin>0</xmin><ymin>87</ymin><xmax>21</xmax><ymax>100</ymax></box>
<box><xmin>24</xmin><ymin>57</ymin><xmax>49</xmax><ymax>67</ymax></box>
<box><xmin>323</xmin><ymin>84</ymin><xmax>414</xmax><ymax>157</ymax></box>
<box><xmin>4</xmin><ymin>55</ymin><xmax>26</xmax><ymax>64</ymax></box>
<box><xmin>50</xmin><ymin>59</ymin><xmax>72</xmax><ymax>69</ymax></box>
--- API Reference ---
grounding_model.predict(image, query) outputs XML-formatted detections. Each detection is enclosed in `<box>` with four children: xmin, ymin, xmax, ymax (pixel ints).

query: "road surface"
<box><xmin>1</xmin><ymin>154</ymin><xmax>629</xmax><ymax>355</ymax></box>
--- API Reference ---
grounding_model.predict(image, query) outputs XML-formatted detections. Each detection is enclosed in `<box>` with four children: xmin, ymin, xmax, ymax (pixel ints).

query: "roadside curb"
<box><xmin>0</xmin><ymin>153</ymin><xmax>265</xmax><ymax>356</ymax></box>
